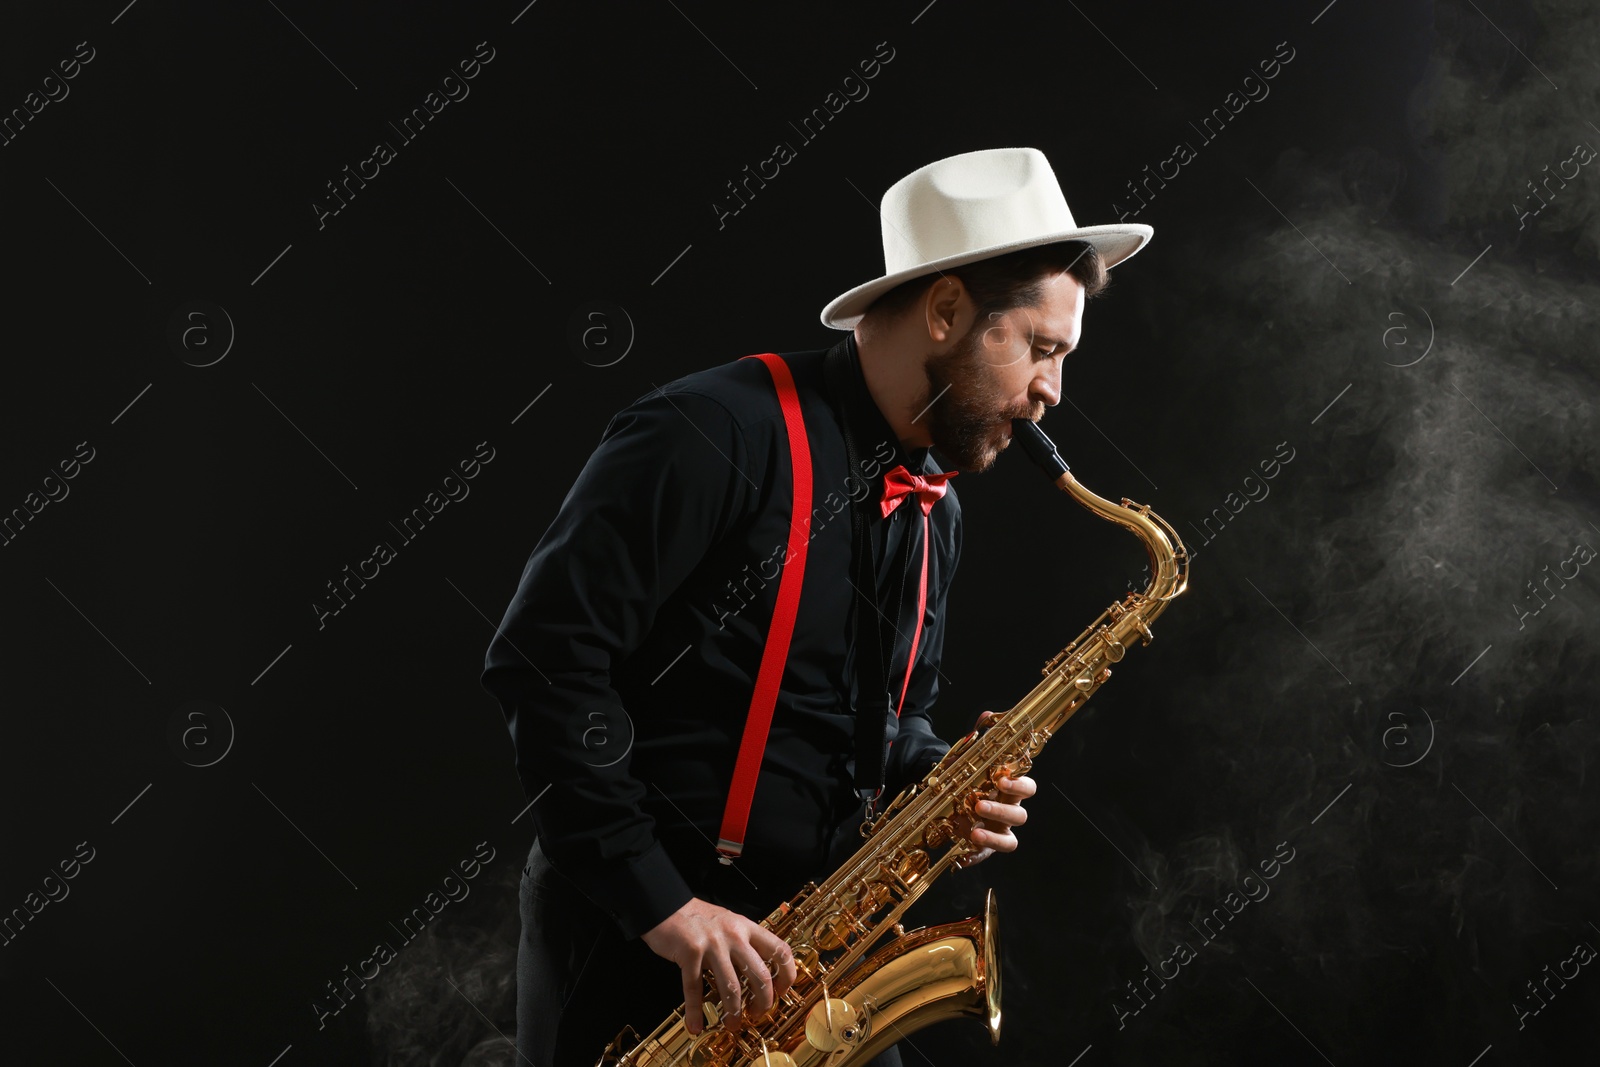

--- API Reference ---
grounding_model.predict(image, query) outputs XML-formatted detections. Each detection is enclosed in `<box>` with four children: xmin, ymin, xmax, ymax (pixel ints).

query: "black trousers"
<box><xmin>515</xmin><ymin>836</ymin><xmax>903</xmax><ymax>1066</ymax></box>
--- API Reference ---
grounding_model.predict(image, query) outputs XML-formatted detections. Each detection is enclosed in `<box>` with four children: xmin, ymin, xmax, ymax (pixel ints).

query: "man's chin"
<box><xmin>974</xmin><ymin>421</ymin><xmax>1011</xmax><ymax>471</ymax></box>
<box><xmin>938</xmin><ymin>445</ymin><xmax>999</xmax><ymax>474</ymax></box>
<box><xmin>933</xmin><ymin>425</ymin><xmax>1009</xmax><ymax>474</ymax></box>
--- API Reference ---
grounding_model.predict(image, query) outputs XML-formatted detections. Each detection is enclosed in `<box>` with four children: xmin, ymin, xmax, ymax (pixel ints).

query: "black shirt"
<box><xmin>480</xmin><ymin>334</ymin><xmax>960</xmax><ymax>940</ymax></box>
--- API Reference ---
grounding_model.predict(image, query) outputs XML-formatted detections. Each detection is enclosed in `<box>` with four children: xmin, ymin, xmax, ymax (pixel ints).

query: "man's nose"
<box><xmin>1031</xmin><ymin>357</ymin><xmax>1063</xmax><ymax>408</ymax></box>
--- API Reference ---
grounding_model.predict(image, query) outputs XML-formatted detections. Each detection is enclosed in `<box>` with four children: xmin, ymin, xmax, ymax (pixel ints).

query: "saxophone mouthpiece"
<box><xmin>1010</xmin><ymin>418</ymin><xmax>1069</xmax><ymax>480</ymax></box>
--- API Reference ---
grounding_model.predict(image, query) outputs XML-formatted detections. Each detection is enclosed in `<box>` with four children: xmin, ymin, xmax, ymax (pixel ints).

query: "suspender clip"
<box><xmin>858</xmin><ymin>785</ymin><xmax>884</xmax><ymax>822</ymax></box>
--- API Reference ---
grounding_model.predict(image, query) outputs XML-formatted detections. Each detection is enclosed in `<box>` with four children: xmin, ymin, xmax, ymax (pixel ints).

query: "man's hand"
<box><xmin>958</xmin><ymin>710</ymin><xmax>1038</xmax><ymax>869</ymax></box>
<box><xmin>640</xmin><ymin>897</ymin><xmax>797</xmax><ymax>1035</ymax></box>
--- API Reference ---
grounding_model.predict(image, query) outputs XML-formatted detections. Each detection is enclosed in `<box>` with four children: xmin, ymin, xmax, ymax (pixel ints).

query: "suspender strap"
<box><xmin>895</xmin><ymin>509</ymin><xmax>933</xmax><ymax>714</ymax></box>
<box><xmin>716</xmin><ymin>353</ymin><xmax>812</xmax><ymax>862</ymax></box>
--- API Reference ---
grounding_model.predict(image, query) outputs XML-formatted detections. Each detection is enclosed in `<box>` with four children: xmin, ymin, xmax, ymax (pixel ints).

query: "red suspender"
<box><xmin>717</xmin><ymin>353</ymin><xmax>812</xmax><ymax>862</ymax></box>
<box><xmin>895</xmin><ymin>514</ymin><xmax>932</xmax><ymax>715</ymax></box>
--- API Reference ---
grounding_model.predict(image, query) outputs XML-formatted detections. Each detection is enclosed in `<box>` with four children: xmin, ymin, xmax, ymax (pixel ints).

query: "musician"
<box><xmin>481</xmin><ymin>147</ymin><xmax>1152</xmax><ymax>1065</ymax></box>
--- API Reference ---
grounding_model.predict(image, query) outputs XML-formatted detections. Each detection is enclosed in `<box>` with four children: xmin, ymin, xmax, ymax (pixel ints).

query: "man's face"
<box><xmin>917</xmin><ymin>271</ymin><xmax>1085</xmax><ymax>473</ymax></box>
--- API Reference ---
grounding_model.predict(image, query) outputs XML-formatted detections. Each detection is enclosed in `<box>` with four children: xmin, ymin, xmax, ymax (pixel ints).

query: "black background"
<box><xmin>3</xmin><ymin>1</ymin><xmax>1597</xmax><ymax>1064</ymax></box>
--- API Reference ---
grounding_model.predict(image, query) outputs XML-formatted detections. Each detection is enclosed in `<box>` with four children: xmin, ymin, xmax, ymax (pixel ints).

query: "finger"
<box><xmin>972</xmin><ymin>825</ymin><xmax>1018</xmax><ymax>852</ymax></box>
<box><xmin>681</xmin><ymin>963</ymin><xmax>705</xmax><ymax>1034</ymax></box>
<box><xmin>708</xmin><ymin>950</ymin><xmax>743</xmax><ymax>1019</ymax></box>
<box><xmin>753</xmin><ymin>929</ymin><xmax>797</xmax><ymax>995</ymax></box>
<box><xmin>734</xmin><ymin>940</ymin><xmax>775</xmax><ymax>1015</ymax></box>
<box><xmin>995</xmin><ymin>775</ymin><xmax>1037</xmax><ymax>799</ymax></box>
<box><xmin>734</xmin><ymin>942</ymin><xmax>775</xmax><ymax>1016</ymax></box>
<box><xmin>976</xmin><ymin>799</ymin><xmax>1028</xmax><ymax>828</ymax></box>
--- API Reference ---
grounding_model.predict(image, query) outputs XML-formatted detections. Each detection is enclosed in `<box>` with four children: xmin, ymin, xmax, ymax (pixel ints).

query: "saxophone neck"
<box><xmin>1012</xmin><ymin>419</ymin><xmax>1189</xmax><ymax>604</ymax></box>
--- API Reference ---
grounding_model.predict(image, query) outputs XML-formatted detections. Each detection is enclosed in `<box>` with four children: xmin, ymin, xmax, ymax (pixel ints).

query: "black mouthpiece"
<box><xmin>1011</xmin><ymin>418</ymin><xmax>1070</xmax><ymax>480</ymax></box>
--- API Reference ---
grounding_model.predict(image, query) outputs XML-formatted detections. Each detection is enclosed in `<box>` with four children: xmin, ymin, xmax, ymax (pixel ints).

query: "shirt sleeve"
<box><xmin>480</xmin><ymin>385</ymin><xmax>753</xmax><ymax>940</ymax></box>
<box><xmin>883</xmin><ymin>494</ymin><xmax>961</xmax><ymax>796</ymax></box>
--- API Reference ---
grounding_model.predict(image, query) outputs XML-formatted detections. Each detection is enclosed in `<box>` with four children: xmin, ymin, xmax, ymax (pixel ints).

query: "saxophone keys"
<box><xmin>990</xmin><ymin>759</ymin><xmax>1030</xmax><ymax>788</ymax></box>
<box><xmin>791</xmin><ymin>942</ymin><xmax>820</xmax><ymax>978</ymax></box>
<box><xmin>686</xmin><ymin>1026</ymin><xmax>736</xmax><ymax>1063</ymax></box>
<box><xmin>855</xmin><ymin>881</ymin><xmax>893</xmax><ymax>915</ymax></box>
<box><xmin>896</xmin><ymin>848</ymin><xmax>931</xmax><ymax>884</ymax></box>
<box><xmin>923</xmin><ymin>820</ymin><xmax>956</xmax><ymax>850</ymax></box>
<box><xmin>1097</xmin><ymin>625</ymin><xmax>1126</xmax><ymax>661</ymax></box>
<box><xmin>804</xmin><ymin>998</ymin><xmax>864</xmax><ymax>1052</ymax></box>
<box><xmin>1072</xmin><ymin>667</ymin><xmax>1112</xmax><ymax>691</ymax></box>
<box><xmin>812</xmin><ymin>912</ymin><xmax>851</xmax><ymax>951</ymax></box>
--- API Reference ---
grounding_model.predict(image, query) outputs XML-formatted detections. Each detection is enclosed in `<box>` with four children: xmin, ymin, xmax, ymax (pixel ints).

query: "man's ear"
<box><xmin>923</xmin><ymin>276</ymin><xmax>968</xmax><ymax>345</ymax></box>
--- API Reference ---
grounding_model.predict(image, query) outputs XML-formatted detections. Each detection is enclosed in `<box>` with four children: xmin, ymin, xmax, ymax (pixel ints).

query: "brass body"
<box><xmin>596</xmin><ymin>454</ymin><xmax>1189</xmax><ymax>1066</ymax></box>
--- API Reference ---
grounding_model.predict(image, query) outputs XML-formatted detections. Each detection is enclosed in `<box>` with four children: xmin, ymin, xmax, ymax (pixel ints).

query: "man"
<box><xmin>481</xmin><ymin>146</ymin><xmax>1153</xmax><ymax>1064</ymax></box>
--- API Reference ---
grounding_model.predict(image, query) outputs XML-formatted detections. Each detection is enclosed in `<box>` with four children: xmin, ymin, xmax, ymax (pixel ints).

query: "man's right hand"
<box><xmin>641</xmin><ymin>897</ymin><xmax>797</xmax><ymax>1035</ymax></box>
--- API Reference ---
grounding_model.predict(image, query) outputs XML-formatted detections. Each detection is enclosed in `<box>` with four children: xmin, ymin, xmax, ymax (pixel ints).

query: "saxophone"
<box><xmin>597</xmin><ymin>417</ymin><xmax>1190</xmax><ymax>1066</ymax></box>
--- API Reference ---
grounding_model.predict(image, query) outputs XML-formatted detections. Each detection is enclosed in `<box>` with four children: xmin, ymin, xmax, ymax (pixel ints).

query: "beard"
<box><xmin>915</xmin><ymin>321</ymin><xmax>1042</xmax><ymax>473</ymax></box>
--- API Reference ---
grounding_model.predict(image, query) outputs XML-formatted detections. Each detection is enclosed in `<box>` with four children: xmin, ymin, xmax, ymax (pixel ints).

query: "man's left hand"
<box><xmin>958</xmin><ymin>710</ymin><xmax>1038</xmax><ymax>869</ymax></box>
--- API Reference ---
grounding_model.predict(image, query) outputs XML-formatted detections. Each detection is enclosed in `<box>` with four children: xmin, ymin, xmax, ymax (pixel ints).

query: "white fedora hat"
<box><xmin>820</xmin><ymin>146</ymin><xmax>1153</xmax><ymax>330</ymax></box>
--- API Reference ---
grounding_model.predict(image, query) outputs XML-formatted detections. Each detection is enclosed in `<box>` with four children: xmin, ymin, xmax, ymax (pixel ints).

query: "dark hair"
<box><xmin>863</xmin><ymin>239</ymin><xmax>1109</xmax><ymax>325</ymax></box>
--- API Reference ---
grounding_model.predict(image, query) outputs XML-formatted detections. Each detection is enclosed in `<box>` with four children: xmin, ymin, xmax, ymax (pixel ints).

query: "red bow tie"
<box><xmin>878</xmin><ymin>464</ymin><xmax>957</xmax><ymax>520</ymax></box>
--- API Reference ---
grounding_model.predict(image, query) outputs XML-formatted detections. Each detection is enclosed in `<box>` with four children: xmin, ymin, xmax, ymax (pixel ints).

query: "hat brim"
<box><xmin>819</xmin><ymin>223</ymin><xmax>1154</xmax><ymax>331</ymax></box>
